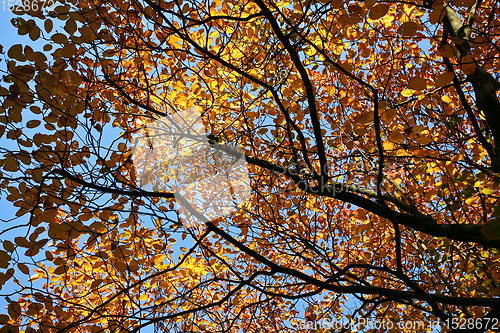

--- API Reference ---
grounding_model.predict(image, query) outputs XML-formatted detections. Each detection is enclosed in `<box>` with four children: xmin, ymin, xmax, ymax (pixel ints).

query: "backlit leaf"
<box><xmin>369</xmin><ymin>4</ymin><xmax>389</xmax><ymax>20</ymax></box>
<box><xmin>408</xmin><ymin>76</ymin><xmax>427</xmax><ymax>91</ymax></box>
<box><xmin>438</xmin><ymin>44</ymin><xmax>455</xmax><ymax>58</ymax></box>
<box><xmin>435</xmin><ymin>72</ymin><xmax>455</xmax><ymax>87</ymax></box>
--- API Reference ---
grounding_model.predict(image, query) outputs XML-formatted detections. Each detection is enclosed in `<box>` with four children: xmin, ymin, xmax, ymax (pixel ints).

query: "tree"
<box><xmin>1</xmin><ymin>0</ymin><xmax>500</xmax><ymax>331</ymax></box>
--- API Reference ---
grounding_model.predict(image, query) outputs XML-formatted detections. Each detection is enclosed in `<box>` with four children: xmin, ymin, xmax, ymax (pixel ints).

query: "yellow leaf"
<box><xmin>441</xmin><ymin>95</ymin><xmax>452</xmax><ymax>103</ymax></box>
<box><xmin>401</xmin><ymin>89</ymin><xmax>413</xmax><ymax>97</ymax></box>
<box><xmin>231</xmin><ymin>48</ymin><xmax>244</xmax><ymax>59</ymax></box>
<box><xmin>305</xmin><ymin>47</ymin><xmax>316</xmax><ymax>56</ymax></box>
<box><xmin>383</xmin><ymin>141</ymin><xmax>394</xmax><ymax>150</ymax></box>
<box><xmin>415</xmin><ymin>136</ymin><xmax>433</xmax><ymax>145</ymax></box>
<box><xmin>483</xmin><ymin>188</ymin><xmax>493</xmax><ymax>195</ymax></box>
<box><xmin>28</xmin><ymin>273</ymin><xmax>42</xmax><ymax>282</ymax></box>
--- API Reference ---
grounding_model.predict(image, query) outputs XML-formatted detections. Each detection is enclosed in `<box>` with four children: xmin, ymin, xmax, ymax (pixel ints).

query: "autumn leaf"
<box><xmin>369</xmin><ymin>4</ymin><xmax>389</xmax><ymax>20</ymax></box>
<box><xmin>397</xmin><ymin>21</ymin><xmax>419</xmax><ymax>36</ymax></box>
<box><xmin>438</xmin><ymin>44</ymin><xmax>455</xmax><ymax>58</ymax></box>
<box><xmin>8</xmin><ymin>44</ymin><xmax>25</xmax><ymax>62</ymax></box>
<box><xmin>408</xmin><ymin>76</ymin><xmax>427</xmax><ymax>91</ymax></box>
<box><xmin>435</xmin><ymin>72</ymin><xmax>455</xmax><ymax>87</ymax></box>
<box><xmin>461</xmin><ymin>54</ymin><xmax>476</xmax><ymax>75</ymax></box>
<box><xmin>1</xmin><ymin>1</ymin><xmax>500</xmax><ymax>332</ymax></box>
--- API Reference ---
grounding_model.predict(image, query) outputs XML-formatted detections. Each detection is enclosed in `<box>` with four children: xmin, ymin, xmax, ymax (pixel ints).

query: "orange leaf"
<box><xmin>369</xmin><ymin>4</ymin><xmax>389</xmax><ymax>20</ymax></box>
<box><xmin>415</xmin><ymin>136</ymin><xmax>433</xmax><ymax>145</ymax></box>
<box><xmin>0</xmin><ymin>250</ymin><xmax>11</xmax><ymax>269</ymax></box>
<box><xmin>364</xmin><ymin>0</ymin><xmax>376</xmax><ymax>9</ymax></box>
<box><xmin>435</xmin><ymin>72</ymin><xmax>454</xmax><ymax>87</ymax></box>
<box><xmin>45</xmin><ymin>20</ymin><xmax>53</xmax><ymax>33</ymax></box>
<box><xmin>455</xmin><ymin>0</ymin><xmax>476</xmax><ymax>6</ymax></box>
<box><xmin>381</xmin><ymin>109</ymin><xmax>397</xmax><ymax>122</ymax></box>
<box><xmin>51</xmin><ymin>33</ymin><xmax>68</xmax><ymax>44</ymax></box>
<box><xmin>397</xmin><ymin>21</ymin><xmax>419</xmax><ymax>36</ymax></box>
<box><xmin>8</xmin><ymin>44</ymin><xmax>25</xmax><ymax>61</ymax></box>
<box><xmin>408</xmin><ymin>76</ymin><xmax>427</xmax><ymax>91</ymax></box>
<box><xmin>438</xmin><ymin>44</ymin><xmax>455</xmax><ymax>58</ymax></box>
<box><xmin>8</xmin><ymin>302</ymin><xmax>21</xmax><ymax>320</ymax></box>
<box><xmin>388</xmin><ymin>131</ymin><xmax>405</xmax><ymax>143</ymax></box>
<box><xmin>383</xmin><ymin>140</ymin><xmax>394</xmax><ymax>150</ymax></box>
<box><xmin>26</xmin><ymin>120</ymin><xmax>41</xmax><ymax>128</ymax></box>
<box><xmin>461</xmin><ymin>55</ymin><xmax>476</xmax><ymax>75</ymax></box>
<box><xmin>429</xmin><ymin>5</ymin><xmax>445</xmax><ymax>24</ymax></box>
<box><xmin>331</xmin><ymin>0</ymin><xmax>343</xmax><ymax>9</ymax></box>
<box><xmin>3</xmin><ymin>241</ymin><xmax>14</xmax><ymax>252</ymax></box>
<box><xmin>14</xmin><ymin>237</ymin><xmax>30</xmax><ymax>248</ymax></box>
<box><xmin>17</xmin><ymin>263</ymin><xmax>30</xmax><ymax>275</ymax></box>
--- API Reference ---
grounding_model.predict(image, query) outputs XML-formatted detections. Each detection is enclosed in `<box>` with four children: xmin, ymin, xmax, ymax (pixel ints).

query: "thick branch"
<box><xmin>242</xmin><ymin>153</ymin><xmax>500</xmax><ymax>249</ymax></box>
<box><xmin>443</xmin><ymin>5</ymin><xmax>500</xmax><ymax>171</ymax></box>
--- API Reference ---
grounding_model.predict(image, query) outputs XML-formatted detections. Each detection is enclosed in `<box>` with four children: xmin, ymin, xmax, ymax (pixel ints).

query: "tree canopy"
<box><xmin>1</xmin><ymin>0</ymin><xmax>500</xmax><ymax>331</ymax></box>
